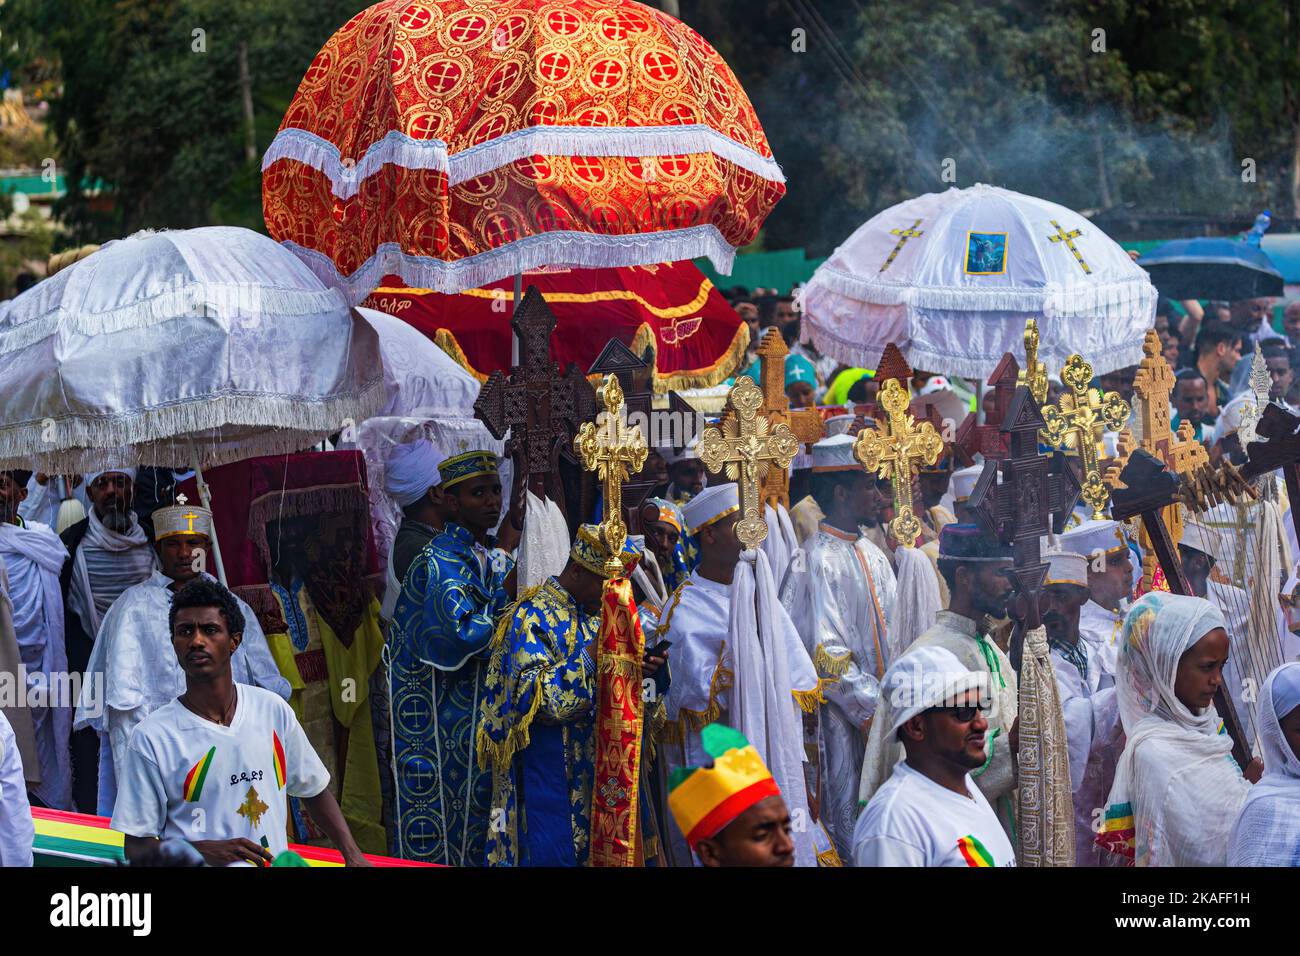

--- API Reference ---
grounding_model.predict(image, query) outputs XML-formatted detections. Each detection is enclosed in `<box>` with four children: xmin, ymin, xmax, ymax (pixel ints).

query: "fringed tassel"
<box><xmin>814</xmin><ymin>644</ymin><xmax>852</xmax><ymax>679</ymax></box>
<box><xmin>792</xmin><ymin>677</ymin><xmax>834</xmax><ymax>714</ymax></box>
<box><xmin>817</xmin><ymin>845</ymin><xmax>845</xmax><ymax>867</ymax></box>
<box><xmin>248</xmin><ymin>484</ymin><xmax>371</xmax><ymax>566</ymax></box>
<box><xmin>474</xmin><ymin>585</ymin><xmax>543</xmax><ymax>774</ymax></box>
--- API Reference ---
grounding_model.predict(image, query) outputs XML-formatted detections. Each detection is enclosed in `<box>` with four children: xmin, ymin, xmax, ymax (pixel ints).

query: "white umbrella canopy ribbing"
<box><xmin>801</xmin><ymin>183</ymin><xmax>1157</xmax><ymax>379</ymax></box>
<box><xmin>0</xmin><ymin>226</ymin><xmax>386</xmax><ymax>475</ymax></box>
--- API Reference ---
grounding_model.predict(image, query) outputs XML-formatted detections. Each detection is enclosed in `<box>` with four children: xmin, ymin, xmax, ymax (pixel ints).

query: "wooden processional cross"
<box><xmin>1241</xmin><ymin>402</ymin><xmax>1300</xmax><ymax>550</ymax></box>
<box><xmin>1104</xmin><ymin>330</ymin><xmax>1209</xmax><ymax>592</ymax></box>
<box><xmin>749</xmin><ymin>327</ymin><xmax>825</xmax><ymax>508</ymax></box>
<box><xmin>852</xmin><ymin>377</ymin><xmax>944</xmax><ymax>549</ymax></box>
<box><xmin>1109</xmin><ymin>450</ymin><xmax>1254</xmax><ymax>769</ymax></box>
<box><xmin>1040</xmin><ymin>353</ymin><xmax>1130</xmax><ymax>521</ymax></box>
<box><xmin>956</xmin><ymin>352</ymin><xmax>1019</xmax><ymax>461</ymax></box>
<box><xmin>968</xmin><ymin>386</ymin><xmax>1081</xmax><ymax>669</ymax></box>
<box><xmin>475</xmin><ymin>285</ymin><xmax>597</xmax><ymax>478</ymax></box>
<box><xmin>698</xmin><ymin>376</ymin><xmax>801</xmax><ymax>550</ymax></box>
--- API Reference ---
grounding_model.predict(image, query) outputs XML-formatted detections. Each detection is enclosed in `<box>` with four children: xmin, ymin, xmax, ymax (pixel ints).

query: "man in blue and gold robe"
<box><xmin>477</xmin><ymin>525</ymin><xmax>655</xmax><ymax>866</ymax></box>
<box><xmin>389</xmin><ymin>451</ymin><xmax>518</xmax><ymax>866</ymax></box>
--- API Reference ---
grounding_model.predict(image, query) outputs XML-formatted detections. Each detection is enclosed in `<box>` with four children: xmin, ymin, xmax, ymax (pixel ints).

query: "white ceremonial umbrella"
<box><xmin>801</xmin><ymin>183</ymin><xmax>1157</xmax><ymax>379</ymax></box>
<box><xmin>0</xmin><ymin>226</ymin><xmax>386</xmax><ymax>579</ymax></box>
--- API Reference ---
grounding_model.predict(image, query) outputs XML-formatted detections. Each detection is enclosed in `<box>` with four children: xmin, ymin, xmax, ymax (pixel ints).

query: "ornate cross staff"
<box><xmin>697</xmin><ymin>376</ymin><xmax>801</xmax><ymax>550</ymax></box>
<box><xmin>852</xmin><ymin>377</ymin><xmax>944</xmax><ymax>548</ymax></box>
<box><xmin>968</xmin><ymin>386</ymin><xmax>1081</xmax><ymax>666</ymax></box>
<box><xmin>749</xmin><ymin>327</ymin><xmax>825</xmax><ymax>507</ymax></box>
<box><xmin>1104</xmin><ymin>330</ymin><xmax>1208</xmax><ymax>592</ymax></box>
<box><xmin>475</xmin><ymin>286</ymin><xmax>598</xmax><ymax>478</ymax></box>
<box><xmin>573</xmin><ymin>374</ymin><xmax>649</xmax><ymax>576</ymax></box>
<box><xmin>1018</xmin><ymin>318</ymin><xmax>1050</xmax><ymax>406</ymax></box>
<box><xmin>956</xmin><ymin>352</ymin><xmax>1020</xmax><ymax>461</ymax></box>
<box><xmin>1041</xmin><ymin>354</ymin><xmax>1130</xmax><ymax>520</ymax></box>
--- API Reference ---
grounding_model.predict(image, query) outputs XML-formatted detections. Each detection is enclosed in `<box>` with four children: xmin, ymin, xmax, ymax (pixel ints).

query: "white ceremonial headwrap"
<box><xmin>681</xmin><ymin>482</ymin><xmax>739</xmax><ymax>534</ymax></box>
<box><xmin>384</xmin><ymin>439</ymin><xmax>443</xmax><ymax>507</ymax></box>
<box><xmin>85</xmin><ymin>466</ymin><xmax>137</xmax><ymax>488</ymax></box>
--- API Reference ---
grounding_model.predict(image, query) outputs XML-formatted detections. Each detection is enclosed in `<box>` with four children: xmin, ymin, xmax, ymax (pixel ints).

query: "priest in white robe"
<box><xmin>1040</xmin><ymin>547</ymin><xmax>1124</xmax><ymax>866</ymax></box>
<box><xmin>780</xmin><ymin>434</ymin><xmax>896</xmax><ymax>861</ymax></box>
<box><xmin>653</xmin><ymin>483</ymin><xmax>821</xmax><ymax>867</ymax></box>
<box><xmin>1060</xmin><ymin>519</ymin><xmax>1134</xmax><ymax>676</ymax></box>
<box><xmin>0</xmin><ymin>468</ymin><xmax>73</xmax><ymax>809</ymax></box>
<box><xmin>74</xmin><ymin>503</ymin><xmax>289</xmax><ymax>815</ymax></box>
<box><xmin>0</xmin><ymin>709</ymin><xmax>34</xmax><ymax>866</ymax></box>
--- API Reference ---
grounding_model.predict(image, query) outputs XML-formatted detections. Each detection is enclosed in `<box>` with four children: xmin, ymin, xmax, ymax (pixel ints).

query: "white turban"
<box><xmin>385</xmin><ymin>439</ymin><xmax>443</xmax><ymax>507</ymax></box>
<box><xmin>86</xmin><ymin>466</ymin><xmax>137</xmax><ymax>487</ymax></box>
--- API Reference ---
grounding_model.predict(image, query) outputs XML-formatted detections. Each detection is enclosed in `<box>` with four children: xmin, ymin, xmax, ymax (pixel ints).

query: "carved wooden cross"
<box><xmin>749</xmin><ymin>327</ymin><xmax>825</xmax><ymax>508</ymax></box>
<box><xmin>852</xmin><ymin>377</ymin><xmax>944</xmax><ymax>548</ymax></box>
<box><xmin>968</xmin><ymin>386</ymin><xmax>1081</xmax><ymax>668</ymax></box>
<box><xmin>1041</xmin><ymin>354</ymin><xmax>1130</xmax><ymax>520</ymax></box>
<box><xmin>956</xmin><ymin>351</ymin><xmax>1020</xmax><ymax>461</ymax></box>
<box><xmin>697</xmin><ymin>376</ymin><xmax>801</xmax><ymax>550</ymax></box>
<box><xmin>1104</xmin><ymin>330</ymin><xmax>1208</xmax><ymax>592</ymax></box>
<box><xmin>474</xmin><ymin>285</ymin><xmax>597</xmax><ymax>478</ymax></box>
<box><xmin>573</xmin><ymin>374</ymin><xmax>649</xmax><ymax>575</ymax></box>
<box><xmin>1109</xmin><ymin>450</ymin><xmax>1253</xmax><ymax>769</ymax></box>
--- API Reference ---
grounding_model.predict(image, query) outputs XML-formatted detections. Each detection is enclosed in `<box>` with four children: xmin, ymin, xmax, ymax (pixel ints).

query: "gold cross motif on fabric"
<box><xmin>1018</xmin><ymin>318</ymin><xmax>1049</xmax><ymax>405</ymax></box>
<box><xmin>1042</xmin><ymin>354</ymin><xmax>1130</xmax><ymax>520</ymax></box>
<box><xmin>852</xmin><ymin>378</ymin><xmax>944</xmax><ymax>547</ymax></box>
<box><xmin>1046</xmin><ymin>219</ymin><xmax>1091</xmax><ymax>274</ymax></box>
<box><xmin>698</xmin><ymin>375</ymin><xmax>801</xmax><ymax>550</ymax></box>
<box><xmin>879</xmin><ymin>218</ymin><xmax>924</xmax><ymax>272</ymax></box>
<box><xmin>1105</xmin><ymin>330</ymin><xmax>1208</xmax><ymax>591</ymax></box>
<box><xmin>574</xmin><ymin>374</ymin><xmax>648</xmax><ymax>576</ymax></box>
<box><xmin>749</xmin><ymin>328</ymin><xmax>825</xmax><ymax>507</ymax></box>
<box><xmin>236</xmin><ymin>786</ymin><xmax>269</xmax><ymax>830</ymax></box>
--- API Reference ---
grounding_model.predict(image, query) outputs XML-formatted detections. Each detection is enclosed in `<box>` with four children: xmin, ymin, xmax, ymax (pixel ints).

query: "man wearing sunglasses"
<box><xmin>852</xmin><ymin>645</ymin><xmax>1014</xmax><ymax>866</ymax></box>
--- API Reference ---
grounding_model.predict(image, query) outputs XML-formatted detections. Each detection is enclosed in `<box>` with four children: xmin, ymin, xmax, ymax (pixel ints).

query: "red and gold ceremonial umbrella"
<box><xmin>364</xmin><ymin>260</ymin><xmax>748</xmax><ymax>389</ymax></box>
<box><xmin>262</xmin><ymin>0</ymin><xmax>785</xmax><ymax>304</ymax></box>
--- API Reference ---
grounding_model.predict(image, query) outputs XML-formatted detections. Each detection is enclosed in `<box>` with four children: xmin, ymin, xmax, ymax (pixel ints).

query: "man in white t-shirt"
<box><xmin>853</xmin><ymin>646</ymin><xmax>1015</xmax><ymax>867</ymax></box>
<box><xmin>111</xmin><ymin>578</ymin><xmax>370</xmax><ymax>867</ymax></box>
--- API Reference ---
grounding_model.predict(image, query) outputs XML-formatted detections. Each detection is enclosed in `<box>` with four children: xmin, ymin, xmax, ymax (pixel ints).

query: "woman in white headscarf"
<box><xmin>1228</xmin><ymin>662</ymin><xmax>1300</xmax><ymax>865</ymax></box>
<box><xmin>1097</xmin><ymin>592</ymin><xmax>1261</xmax><ymax>867</ymax></box>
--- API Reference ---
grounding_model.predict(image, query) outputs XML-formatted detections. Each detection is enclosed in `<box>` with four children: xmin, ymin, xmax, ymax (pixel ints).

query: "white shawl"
<box><xmin>1228</xmin><ymin>662</ymin><xmax>1300</xmax><ymax>865</ymax></box>
<box><xmin>68</xmin><ymin>508</ymin><xmax>155</xmax><ymax>639</ymax></box>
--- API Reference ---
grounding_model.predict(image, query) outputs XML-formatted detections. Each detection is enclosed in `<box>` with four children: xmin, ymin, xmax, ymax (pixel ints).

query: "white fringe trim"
<box><xmin>0</xmin><ymin>281</ymin><xmax>347</xmax><ymax>357</ymax></box>
<box><xmin>262</xmin><ymin>125</ymin><xmax>786</xmax><ymax>199</ymax></box>
<box><xmin>0</xmin><ymin>377</ymin><xmax>387</xmax><ymax>475</ymax></box>
<box><xmin>808</xmin><ymin>263</ymin><xmax>1158</xmax><ymax>317</ymax></box>
<box><xmin>284</xmin><ymin>225</ymin><xmax>737</xmax><ymax>304</ymax></box>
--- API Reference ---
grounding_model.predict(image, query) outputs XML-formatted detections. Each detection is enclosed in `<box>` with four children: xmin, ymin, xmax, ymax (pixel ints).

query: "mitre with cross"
<box><xmin>474</xmin><ymin>285</ymin><xmax>598</xmax><ymax>478</ymax></box>
<box><xmin>697</xmin><ymin>375</ymin><xmax>802</xmax><ymax>550</ymax></box>
<box><xmin>746</xmin><ymin>327</ymin><xmax>825</xmax><ymax>508</ymax></box>
<box><xmin>1040</xmin><ymin>353</ymin><xmax>1130</xmax><ymax>520</ymax></box>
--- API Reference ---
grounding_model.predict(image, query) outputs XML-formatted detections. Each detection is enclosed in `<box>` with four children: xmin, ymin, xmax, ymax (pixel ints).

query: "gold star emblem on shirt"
<box><xmin>236</xmin><ymin>785</ymin><xmax>269</xmax><ymax>829</ymax></box>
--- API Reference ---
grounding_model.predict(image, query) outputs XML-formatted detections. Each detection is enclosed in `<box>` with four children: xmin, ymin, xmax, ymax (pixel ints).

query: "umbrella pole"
<box><xmin>511</xmin><ymin>271</ymin><xmax>522</xmax><ymax>364</ymax></box>
<box><xmin>976</xmin><ymin>379</ymin><xmax>985</xmax><ymax>426</ymax></box>
<box><xmin>187</xmin><ymin>441</ymin><xmax>228</xmax><ymax>586</ymax></box>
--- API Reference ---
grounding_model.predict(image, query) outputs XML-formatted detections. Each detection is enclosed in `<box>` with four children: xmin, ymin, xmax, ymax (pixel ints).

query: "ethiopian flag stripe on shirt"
<box><xmin>183</xmin><ymin>747</ymin><xmax>216</xmax><ymax>802</ymax></box>
<box><xmin>957</xmin><ymin>835</ymin><xmax>995</xmax><ymax>867</ymax></box>
<box><xmin>272</xmin><ymin>732</ymin><xmax>286</xmax><ymax>790</ymax></box>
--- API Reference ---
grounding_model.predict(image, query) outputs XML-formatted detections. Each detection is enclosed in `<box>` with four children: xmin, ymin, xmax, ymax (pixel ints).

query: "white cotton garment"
<box><xmin>515</xmin><ymin>490</ymin><xmax>569</xmax><ymax>590</ymax></box>
<box><xmin>0</xmin><ymin>710</ymin><xmax>34</xmax><ymax>866</ymax></box>
<box><xmin>74</xmin><ymin>570</ymin><xmax>291</xmax><ymax>816</ymax></box>
<box><xmin>1228</xmin><ymin>662</ymin><xmax>1300</xmax><ymax>866</ymax></box>
<box><xmin>112</xmin><ymin>685</ymin><xmax>328</xmax><ymax>865</ymax></box>
<box><xmin>852</xmin><ymin>761</ymin><xmax>1015</xmax><ymax>867</ymax></box>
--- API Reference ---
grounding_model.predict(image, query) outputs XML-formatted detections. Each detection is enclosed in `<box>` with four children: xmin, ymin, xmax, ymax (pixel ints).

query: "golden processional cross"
<box><xmin>1041</xmin><ymin>354</ymin><xmax>1131</xmax><ymax>520</ymax></box>
<box><xmin>1018</xmin><ymin>318</ymin><xmax>1049</xmax><ymax>406</ymax></box>
<box><xmin>852</xmin><ymin>377</ymin><xmax>944</xmax><ymax>548</ymax></box>
<box><xmin>573</xmin><ymin>374</ymin><xmax>648</xmax><ymax>575</ymax></box>
<box><xmin>1104</xmin><ymin>329</ymin><xmax>1208</xmax><ymax>591</ymax></box>
<box><xmin>698</xmin><ymin>375</ymin><xmax>801</xmax><ymax>550</ymax></box>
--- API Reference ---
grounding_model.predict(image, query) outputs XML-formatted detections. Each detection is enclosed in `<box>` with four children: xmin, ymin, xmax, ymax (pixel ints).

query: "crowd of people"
<box><xmin>1</xmin><ymin>277</ymin><xmax>1300</xmax><ymax>870</ymax></box>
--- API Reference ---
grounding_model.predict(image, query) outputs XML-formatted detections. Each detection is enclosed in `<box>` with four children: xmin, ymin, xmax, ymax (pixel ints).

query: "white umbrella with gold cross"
<box><xmin>801</xmin><ymin>183</ymin><xmax>1156</xmax><ymax>380</ymax></box>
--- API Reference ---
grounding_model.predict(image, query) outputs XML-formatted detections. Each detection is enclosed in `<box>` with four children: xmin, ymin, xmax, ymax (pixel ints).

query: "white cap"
<box><xmin>950</xmin><ymin>464</ymin><xmax>982</xmax><ymax>502</ymax></box>
<box><xmin>681</xmin><ymin>482</ymin><xmax>740</xmax><ymax>533</ymax></box>
<box><xmin>882</xmin><ymin>646</ymin><xmax>989</xmax><ymax>735</ymax></box>
<box><xmin>87</xmin><ymin>466</ymin><xmax>137</xmax><ymax>486</ymax></box>
<box><xmin>153</xmin><ymin>502</ymin><xmax>213</xmax><ymax>540</ymax></box>
<box><xmin>1059</xmin><ymin>518</ymin><xmax>1129</xmax><ymax>561</ymax></box>
<box><xmin>811</xmin><ymin>433</ymin><xmax>858</xmax><ymax>472</ymax></box>
<box><xmin>1043</xmin><ymin>548</ymin><xmax>1089</xmax><ymax>588</ymax></box>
